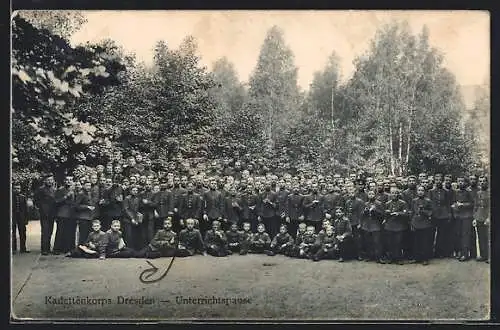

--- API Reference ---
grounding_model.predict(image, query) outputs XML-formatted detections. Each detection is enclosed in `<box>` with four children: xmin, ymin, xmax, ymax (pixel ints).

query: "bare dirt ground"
<box><xmin>11</xmin><ymin>221</ymin><xmax>490</xmax><ymax>321</ymax></box>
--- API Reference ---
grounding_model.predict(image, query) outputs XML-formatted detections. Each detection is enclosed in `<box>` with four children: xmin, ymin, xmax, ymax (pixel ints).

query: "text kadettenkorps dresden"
<box><xmin>45</xmin><ymin>296</ymin><xmax>156</xmax><ymax>305</ymax></box>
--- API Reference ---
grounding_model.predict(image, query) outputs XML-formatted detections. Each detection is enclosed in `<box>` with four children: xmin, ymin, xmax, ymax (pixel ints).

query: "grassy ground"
<box><xmin>11</xmin><ymin>221</ymin><xmax>490</xmax><ymax>321</ymax></box>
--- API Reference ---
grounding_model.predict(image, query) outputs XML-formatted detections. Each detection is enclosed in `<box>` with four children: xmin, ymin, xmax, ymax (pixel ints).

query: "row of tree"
<box><xmin>12</xmin><ymin>12</ymin><xmax>488</xmax><ymax>187</ymax></box>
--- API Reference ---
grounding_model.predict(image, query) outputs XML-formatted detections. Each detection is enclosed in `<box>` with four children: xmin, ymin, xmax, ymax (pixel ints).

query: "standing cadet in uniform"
<box><xmin>344</xmin><ymin>182</ymin><xmax>365</xmax><ymax>260</ymax></box>
<box><xmin>53</xmin><ymin>176</ymin><xmax>76</xmax><ymax>254</ymax></box>
<box><xmin>179</xmin><ymin>182</ymin><xmax>203</xmax><ymax>229</ymax></box>
<box><xmin>139</xmin><ymin>182</ymin><xmax>157</xmax><ymax>248</ymax></box>
<box><xmin>74</xmin><ymin>182</ymin><xmax>97</xmax><ymax>245</ymax></box>
<box><xmin>202</xmin><ymin>179</ymin><xmax>225</xmax><ymax>237</ymax></box>
<box><xmin>430</xmin><ymin>173</ymin><xmax>454</xmax><ymax>258</ymax></box>
<box><xmin>473</xmin><ymin>175</ymin><xmax>490</xmax><ymax>262</ymax></box>
<box><xmin>410</xmin><ymin>186</ymin><xmax>434</xmax><ymax>265</ymax></box>
<box><xmin>467</xmin><ymin>174</ymin><xmax>479</xmax><ymax>259</ymax></box>
<box><xmin>276</xmin><ymin>179</ymin><xmax>289</xmax><ymax>229</ymax></box>
<box><xmin>302</xmin><ymin>182</ymin><xmax>324</xmax><ymax>232</ymax></box>
<box><xmin>383</xmin><ymin>185</ymin><xmax>408</xmax><ymax>265</ymax></box>
<box><xmin>361</xmin><ymin>190</ymin><xmax>385</xmax><ymax>263</ymax></box>
<box><xmin>259</xmin><ymin>183</ymin><xmax>278</xmax><ymax>238</ymax></box>
<box><xmin>452</xmin><ymin>177</ymin><xmax>475</xmax><ymax>261</ymax></box>
<box><xmin>34</xmin><ymin>175</ymin><xmax>56</xmax><ymax>255</ymax></box>
<box><xmin>286</xmin><ymin>184</ymin><xmax>304</xmax><ymax>238</ymax></box>
<box><xmin>12</xmin><ymin>183</ymin><xmax>29</xmax><ymax>253</ymax></box>
<box><xmin>122</xmin><ymin>186</ymin><xmax>141</xmax><ymax>250</ymax></box>
<box><xmin>402</xmin><ymin>175</ymin><xmax>418</xmax><ymax>260</ymax></box>
<box><xmin>172</xmin><ymin>177</ymin><xmax>187</xmax><ymax>233</ymax></box>
<box><xmin>223</xmin><ymin>187</ymin><xmax>242</xmax><ymax>231</ymax></box>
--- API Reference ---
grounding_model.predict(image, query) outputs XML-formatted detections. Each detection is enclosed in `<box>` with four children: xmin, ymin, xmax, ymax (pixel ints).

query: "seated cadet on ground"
<box><xmin>294</xmin><ymin>225</ymin><xmax>319</xmax><ymax>259</ymax></box>
<box><xmin>105</xmin><ymin>220</ymin><xmax>134</xmax><ymax>258</ymax></box>
<box><xmin>250</xmin><ymin>223</ymin><xmax>272</xmax><ymax>254</ymax></box>
<box><xmin>135</xmin><ymin>217</ymin><xmax>178</xmax><ymax>258</ymax></box>
<box><xmin>177</xmin><ymin>218</ymin><xmax>206</xmax><ymax>257</ymax></box>
<box><xmin>317</xmin><ymin>216</ymin><xmax>332</xmax><ymax>241</ymax></box>
<box><xmin>67</xmin><ymin>220</ymin><xmax>107</xmax><ymax>259</ymax></box>
<box><xmin>204</xmin><ymin>220</ymin><xmax>230</xmax><ymax>257</ymax></box>
<box><xmin>313</xmin><ymin>225</ymin><xmax>337</xmax><ymax>262</ymax></box>
<box><xmin>267</xmin><ymin>224</ymin><xmax>294</xmax><ymax>256</ymax></box>
<box><xmin>238</xmin><ymin>222</ymin><xmax>253</xmax><ymax>255</ymax></box>
<box><xmin>226</xmin><ymin>223</ymin><xmax>241</xmax><ymax>254</ymax></box>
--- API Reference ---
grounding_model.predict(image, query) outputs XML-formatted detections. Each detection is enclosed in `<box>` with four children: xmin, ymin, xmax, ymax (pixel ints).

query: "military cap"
<box><xmin>408</xmin><ymin>175</ymin><xmax>416</xmax><ymax>180</ymax></box>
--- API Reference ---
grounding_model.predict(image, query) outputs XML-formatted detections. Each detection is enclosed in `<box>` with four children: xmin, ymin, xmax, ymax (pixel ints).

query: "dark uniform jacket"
<box><xmin>451</xmin><ymin>189</ymin><xmax>474</xmax><ymax>220</ymax></box>
<box><xmin>74</xmin><ymin>191</ymin><xmax>97</xmax><ymax>221</ymax></box>
<box><xmin>54</xmin><ymin>186</ymin><xmax>75</xmax><ymax>219</ymax></box>
<box><xmin>410</xmin><ymin>197</ymin><xmax>433</xmax><ymax>229</ymax></box>
<box><xmin>204</xmin><ymin>229</ymin><xmax>228</xmax><ymax>247</ymax></box>
<box><xmin>251</xmin><ymin>232</ymin><xmax>271</xmax><ymax>246</ymax></box>
<box><xmin>376</xmin><ymin>191</ymin><xmax>389</xmax><ymax>204</ymax></box>
<box><xmin>123</xmin><ymin>195</ymin><xmax>140</xmax><ymax>224</ymax></box>
<box><xmin>356</xmin><ymin>190</ymin><xmax>368</xmax><ymax>202</ymax></box>
<box><xmin>203</xmin><ymin>189</ymin><xmax>224</xmax><ymax>219</ymax></box>
<box><xmin>172</xmin><ymin>186</ymin><xmax>187</xmax><ymax>212</ymax></box>
<box><xmin>101</xmin><ymin>185</ymin><xmax>123</xmax><ymax>218</ymax></box>
<box><xmin>271</xmin><ymin>232</ymin><xmax>294</xmax><ymax>247</ymax></box>
<box><xmin>224</xmin><ymin>194</ymin><xmax>242</xmax><ymax>224</ymax></box>
<box><xmin>276</xmin><ymin>189</ymin><xmax>289</xmax><ymax>217</ymax></box>
<box><xmin>333</xmin><ymin>216</ymin><xmax>352</xmax><ymax>237</ymax></box>
<box><xmin>157</xmin><ymin>190</ymin><xmax>174</xmax><ymax>218</ymax></box>
<box><xmin>12</xmin><ymin>192</ymin><xmax>29</xmax><ymax>224</ymax></box>
<box><xmin>384</xmin><ymin>199</ymin><xmax>409</xmax><ymax>232</ymax></box>
<box><xmin>428</xmin><ymin>187</ymin><xmax>452</xmax><ymax>220</ymax></box>
<box><xmin>259</xmin><ymin>190</ymin><xmax>277</xmax><ymax>218</ymax></box>
<box><xmin>84</xmin><ymin>230</ymin><xmax>107</xmax><ymax>257</ymax></box>
<box><xmin>105</xmin><ymin>230</ymin><xmax>125</xmax><ymax>255</ymax></box>
<box><xmin>474</xmin><ymin>189</ymin><xmax>490</xmax><ymax>223</ymax></box>
<box><xmin>303</xmin><ymin>193</ymin><xmax>324</xmax><ymax>222</ymax></box>
<box><xmin>299</xmin><ymin>233</ymin><xmax>318</xmax><ymax>248</ymax></box>
<box><xmin>402</xmin><ymin>188</ymin><xmax>417</xmax><ymax>207</ymax></box>
<box><xmin>287</xmin><ymin>193</ymin><xmax>304</xmax><ymax>220</ymax></box>
<box><xmin>34</xmin><ymin>185</ymin><xmax>56</xmax><ymax>217</ymax></box>
<box><xmin>239</xmin><ymin>230</ymin><xmax>253</xmax><ymax>246</ymax></box>
<box><xmin>178</xmin><ymin>228</ymin><xmax>205</xmax><ymax>252</ymax></box>
<box><xmin>139</xmin><ymin>190</ymin><xmax>157</xmax><ymax>220</ymax></box>
<box><xmin>180</xmin><ymin>192</ymin><xmax>203</xmax><ymax>220</ymax></box>
<box><xmin>149</xmin><ymin>229</ymin><xmax>178</xmax><ymax>252</ymax></box>
<box><xmin>344</xmin><ymin>196</ymin><xmax>364</xmax><ymax>226</ymax></box>
<box><xmin>361</xmin><ymin>199</ymin><xmax>384</xmax><ymax>232</ymax></box>
<box><xmin>323</xmin><ymin>192</ymin><xmax>345</xmax><ymax>215</ymax></box>
<box><xmin>316</xmin><ymin>233</ymin><xmax>337</xmax><ymax>249</ymax></box>
<box><xmin>238</xmin><ymin>191</ymin><xmax>258</xmax><ymax>220</ymax></box>
<box><xmin>226</xmin><ymin>230</ymin><xmax>241</xmax><ymax>245</ymax></box>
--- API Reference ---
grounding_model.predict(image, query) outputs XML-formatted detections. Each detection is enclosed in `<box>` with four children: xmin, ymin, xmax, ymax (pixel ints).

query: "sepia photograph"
<box><xmin>11</xmin><ymin>10</ymin><xmax>490</xmax><ymax>321</ymax></box>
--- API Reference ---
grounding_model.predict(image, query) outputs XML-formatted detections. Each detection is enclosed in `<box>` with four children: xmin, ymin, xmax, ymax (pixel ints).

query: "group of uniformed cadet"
<box><xmin>13</xmin><ymin>152</ymin><xmax>489</xmax><ymax>265</ymax></box>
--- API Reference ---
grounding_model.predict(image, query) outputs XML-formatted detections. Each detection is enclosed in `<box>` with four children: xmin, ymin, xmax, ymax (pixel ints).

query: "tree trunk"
<box><xmin>405</xmin><ymin>107</ymin><xmax>412</xmax><ymax>175</ymax></box>
<box><xmin>389</xmin><ymin>114</ymin><xmax>395</xmax><ymax>176</ymax></box>
<box><xmin>398</xmin><ymin>121</ymin><xmax>403</xmax><ymax>175</ymax></box>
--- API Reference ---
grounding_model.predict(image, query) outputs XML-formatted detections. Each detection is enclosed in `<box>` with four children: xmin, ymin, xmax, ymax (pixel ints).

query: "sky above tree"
<box><xmin>64</xmin><ymin>10</ymin><xmax>490</xmax><ymax>90</ymax></box>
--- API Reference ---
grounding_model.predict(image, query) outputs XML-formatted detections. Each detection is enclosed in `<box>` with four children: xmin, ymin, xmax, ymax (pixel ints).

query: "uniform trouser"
<box><xmin>100</xmin><ymin>215</ymin><xmax>113</xmax><ymax>232</ymax></box>
<box><xmin>54</xmin><ymin>217</ymin><xmax>77</xmax><ymax>253</ymax></box>
<box><xmin>176</xmin><ymin>247</ymin><xmax>197</xmax><ymax>257</ymax></box>
<box><xmin>207</xmin><ymin>244</ymin><xmax>229</xmax><ymax>257</ymax></box>
<box><xmin>288</xmin><ymin>220</ymin><xmax>299</xmax><ymax>239</ymax></box>
<box><xmin>413</xmin><ymin>227</ymin><xmax>435</xmax><ymax>261</ymax></box>
<box><xmin>314</xmin><ymin>247</ymin><xmax>337</xmax><ymax>260</ymax></box>
<box><xmin>172</xmin><ymin>212</ymin><xmax>182</xmax><ymax>234</ymax></box>
<box><xmin>250</xmin><ymin>242</ymin><xmax>270</xmax><ymax>253</ymax></box>
<box><xmin>12</xmin><ymin>217</ymin><xmax>27</xmax><ymax>251</ymax></box>
<box><xmin>351</xmin><ymin>225</ymin><xmax>364</xmax><ymax>258</ymax></box>
<box><xmin>40</xmin><ymin>213</ymin><xmax>55</xmax><ymax>253</ymax></box>
<box><xmin>362</xmin><ymin>230</ymin><xmax>382</xmax><ymax>260</ymax></box>
<box><xmin>402</xmin><ymin>229</ymin><xmax>414</xmax><ymax>259</ymax></box>
<box><xmin>123</xmin><ymin>222</ymin><xmax>143</xmax><ymax>251</ymax></box>
<box><xmin>107</xmin><ymin>247</ymin><xmax>135</xmax><ymax>258</ymax></box>
<box><xmin>134</xmin><ymin>246</ymin><xmax>175</xmax><ymax>258</ymax></box>
<box><xmin>68</xmin><ymin>246</ymin><xmax>99</xmax><ymax>258</ymax></box>
<box><xmin>457</xmin><ymin>217</ymin><xmax>473</xmax><ymax>257</ymax></box>
<box><xmin>77</xmin><ymin>220</ymin><xmax>92</xmax><ymax>245</ymax></box>
<box><xmin>475</xmin><ymin>223</ymin><xmax>489</xmax><ymax>259</ymax></box>
<box><xmin>434</xmin><ymin>218</ymin><xmax>454</xmax><ymax>257</ymax></box>
<box><xmin>263</xmin><ymin>216</ymin><xmax>279</xmax><ymax>239</ymax></box>
<box><xmin>470</xmin><ymin>225</ymin><xmax>478</xmax><ymax>258</ymax></box>
<box><xmin>199</xmin><ymin>218</ymin><xmax>214</xmax><ymax>238</ymax></box>
<box><xmin>270</xmin><ymin>243</ymin><xmax>293</xmax><ymax>256</ymax></box>
<box><xmin>228</xmin><ymin>243</ymin><xmax>241</xmax><ymax>253</ymax></box>
<box><xmin>385</xmin><ymin>230</ymin><xmax>404</xmax><ymax>261</ymax></box>
<box><xmin>141</xmin><ymin>220</ymin><xmax>155</xmax><ymax>249</ymax></box>
<box><xmin>154</xmin><ymin>217</ymin><xmax>165</xmax><ymax>232</ymax></box>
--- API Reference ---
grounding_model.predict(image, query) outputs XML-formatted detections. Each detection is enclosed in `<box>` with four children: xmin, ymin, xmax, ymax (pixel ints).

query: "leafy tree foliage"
<box><xmin>12</xmin><ymin>15</ymin><xmax>126</xmax><ymax>183</ymax></box>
